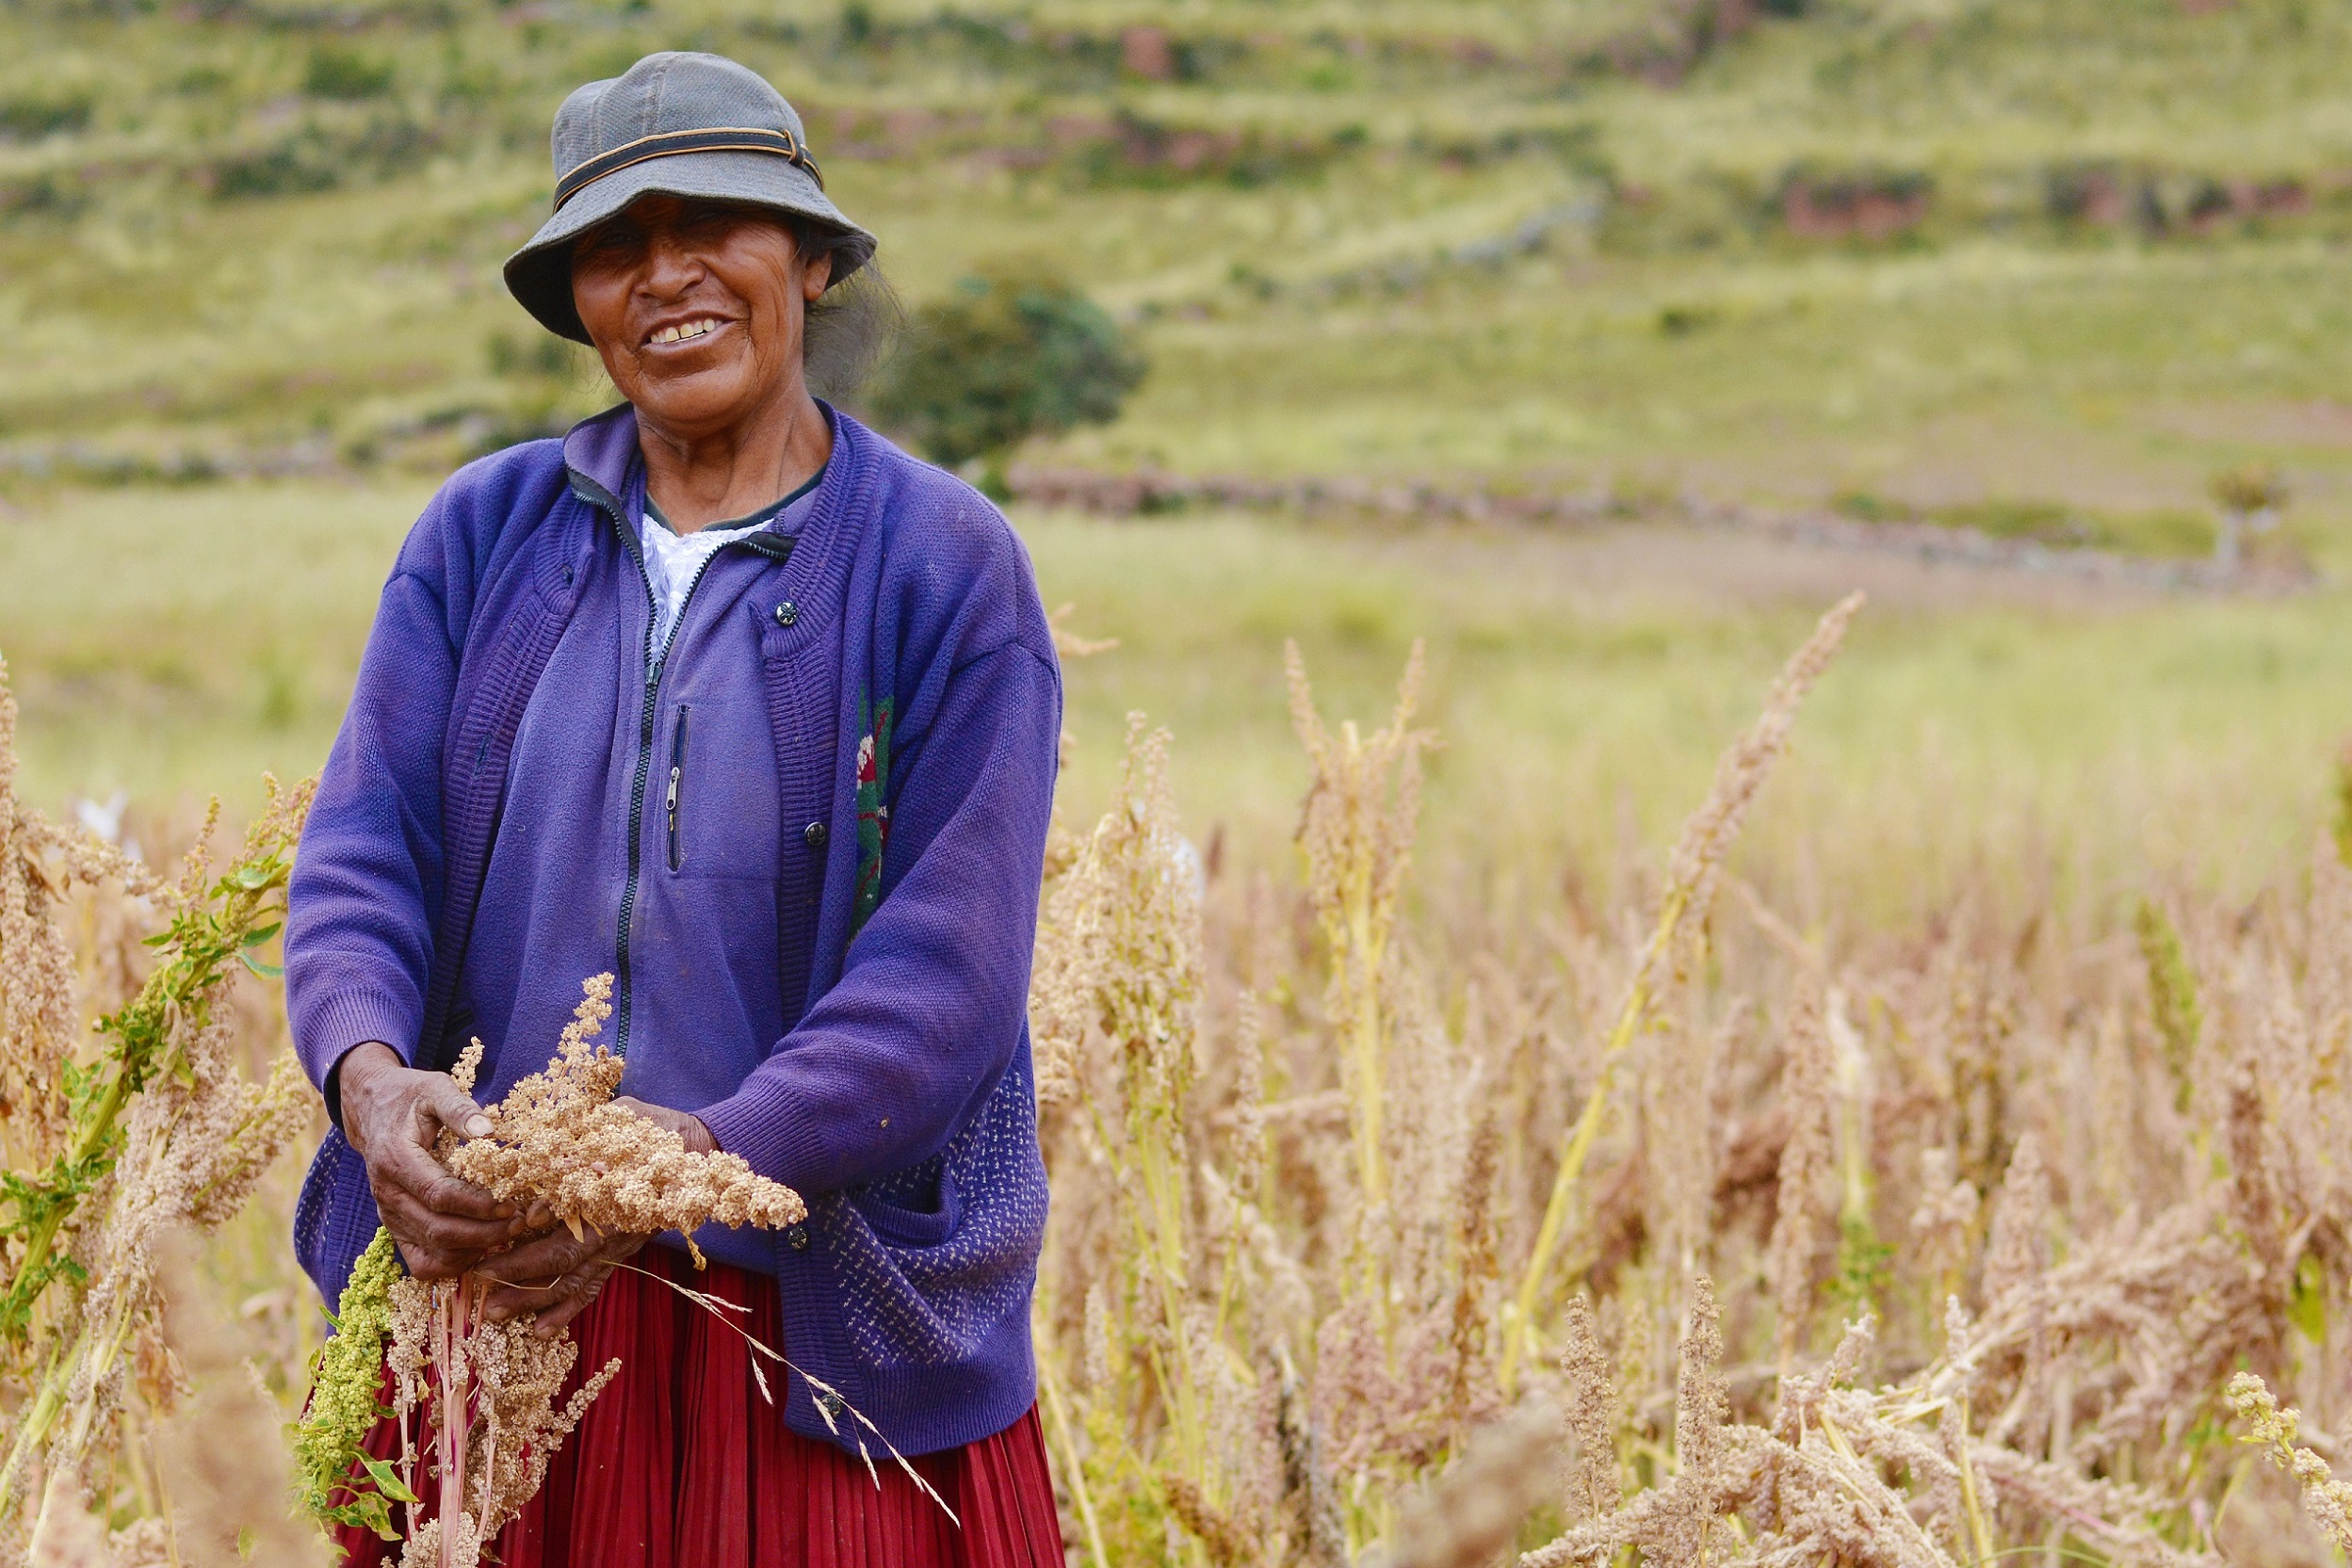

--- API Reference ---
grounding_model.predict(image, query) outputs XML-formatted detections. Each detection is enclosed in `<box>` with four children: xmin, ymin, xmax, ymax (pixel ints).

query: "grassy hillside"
<box><xmin>5</xmin><ymin>0</ymin><xmax>2352</xmax><ymax>549</ymax></box>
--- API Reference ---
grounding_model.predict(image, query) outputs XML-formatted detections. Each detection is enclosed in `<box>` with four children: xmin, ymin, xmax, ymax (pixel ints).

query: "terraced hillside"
<box><xmin>6</xmin><ymin>0</ymin><xmax>2352</xmax><ymax>555</ymax></box>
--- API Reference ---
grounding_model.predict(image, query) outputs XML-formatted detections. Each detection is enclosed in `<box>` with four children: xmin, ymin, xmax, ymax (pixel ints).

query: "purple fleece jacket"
<box><xmin>285</xmin><ymin>404</ymin><xmax>1061</xmax><ymax>1456</ymax></box>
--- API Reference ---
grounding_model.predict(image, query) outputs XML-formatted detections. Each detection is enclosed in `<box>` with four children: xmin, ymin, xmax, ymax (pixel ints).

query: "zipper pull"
<box><xmin>666</xmin><ymin>766</ymin><xmax>680</xmax><ymax>823</ymax></box>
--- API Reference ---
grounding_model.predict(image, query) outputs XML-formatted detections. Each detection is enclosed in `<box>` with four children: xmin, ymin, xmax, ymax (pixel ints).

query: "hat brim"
<box><xmin>502</xmin><ymin>148</ymin><xmax>878</xmax><ymax>345</ymax></box>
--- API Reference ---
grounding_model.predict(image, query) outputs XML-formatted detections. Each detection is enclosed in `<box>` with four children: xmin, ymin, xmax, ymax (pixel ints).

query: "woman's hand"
<box><xmin>612</xmin><ymin>1095</ymin><xmax>720</xmax><ymax>1155</ymax></box>
<box><xmin>478</xmin><ymin>1226</ymin><xmax>647</xmax><ymax>1337</ymax></box>
<box><xmin>337</xmin><ymin>1042</ymin><xmax>531</xmax><ymax>1279</ymax></box>
<box><xmin>474</xmin><ymin>1096</ymin><xmax>716</xmax><ymax>1337</ymax></box>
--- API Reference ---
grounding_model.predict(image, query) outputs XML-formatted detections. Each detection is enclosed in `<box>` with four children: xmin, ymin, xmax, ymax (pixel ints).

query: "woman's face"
<box><xmin>570</xmin><ymin>194</ymin><xmax>833</xmax><ymax>439</ymax></box>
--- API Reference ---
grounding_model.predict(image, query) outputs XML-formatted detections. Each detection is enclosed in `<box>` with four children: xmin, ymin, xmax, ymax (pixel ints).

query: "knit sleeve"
<box><xmin>696</xmin><ymin>639</ymin><xmax>1061</xmax><ymax>1193</ymax></box>
<box><xmin>284</xmin><ymin>548</ymin><xmax>461</xmax><ymax>1123</ymax></box>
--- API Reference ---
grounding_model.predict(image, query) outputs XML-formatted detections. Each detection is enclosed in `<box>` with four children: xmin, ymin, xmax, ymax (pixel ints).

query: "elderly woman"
<box><xmin>286</xmin><ymin>51</ymin><xmax>1065</xmax><ymax>1566</ymax></box>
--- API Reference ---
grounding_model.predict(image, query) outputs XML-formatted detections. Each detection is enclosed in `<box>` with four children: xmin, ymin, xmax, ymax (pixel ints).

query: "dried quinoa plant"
<box><xmin>1285</xmin><ymin>639</ymin><xmax>1431</xmax><ymax>1220</ymax></box>
<box><xmin>1016</xmin><ymin>593</ymin><xmax>2352</xmax><ymax>1567</ymax></box>
<box><xmin>2227</xmin><ymin>1372</ymin><xmax>2352</xmax><ymax>1553</ymax></box>
<box><xmin>0</xmin><ymin>768</ymin><xmax>311</xmax><ymax>1360</ymax></box>
<box><xmin>1030</xmin><ymin>717</ymin><xmax>1245</xmax><ymax>1562</ymax></box>
<box><xmin>308</xmin><ymin>976</ymin><xmax>804</xmax><ymax>1568</ymax></box>
<box><xmin>1502</xmin><ymin>592</ymin><xmax>1865</xmax><ymax>1395</ymax></box>
<box><xmin>446</xmin><ymin>976</ymin><xmax>805</xmax><ymax>1255</ymax></box>
<box><xmin>0</xmin><ymin>683</ymin><xmax>315</xmax><ymax>1546</ymax></box>
<box><xmin>148</xmin><ymin>1234</ymin><xmax>329</xmax><ymax>1568</ymax></box>
<box><xmin>30</xmin><ymin>1035</ymin><xmax>313</xmax><ymax>1495</ymax></box>
<box><xmin>1361</xmin><ymin>1401</ymin><xmax>1562</xmax><ymax>1568</ymax></box>
<box><xmin>22</xmin><ymin>577</ymin><xmax>2350</xmax><ymax>1567</ymax></box>
<box><xmin>378</xmin><ymin>1271</ymin><xmax>619</xmax><ymax>1568</ymax></box>
<box><xmin>1766</xmin><ymin>978</ymin><xmax>1834</xmax><ymax>1373</ymax></box>
<box><xmin>0</xmin><ymin>659</ymin><xmax>160</xmax><ymax>1179</ymax></box>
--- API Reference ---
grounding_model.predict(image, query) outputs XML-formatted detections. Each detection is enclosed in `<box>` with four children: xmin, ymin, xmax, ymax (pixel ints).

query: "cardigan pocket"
<box><xmin>850</xmin><ymin>1158</ymin><xmax>960</xmax><ymax>1248</ymax></box>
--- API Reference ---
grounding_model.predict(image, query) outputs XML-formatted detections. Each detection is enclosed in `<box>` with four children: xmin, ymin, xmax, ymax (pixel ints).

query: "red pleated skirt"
<box><xmin>333</xmin><ymin>1247</ymin><xmax>1067</xmax><ymax>1568</ymax></box>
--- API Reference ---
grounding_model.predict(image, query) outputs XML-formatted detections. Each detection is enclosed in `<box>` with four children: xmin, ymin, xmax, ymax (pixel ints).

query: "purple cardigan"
<box><xmin>285</xmin><ymin>405</ymin><xmax>1061</xmax><ymax>1456</ymax></box>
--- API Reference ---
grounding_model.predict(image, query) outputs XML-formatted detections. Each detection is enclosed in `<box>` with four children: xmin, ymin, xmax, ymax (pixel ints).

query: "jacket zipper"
<box><xmin>665</xmin><ymin>706</ymin><xmax>690</xmax><ymax>872</ymax></box>
<box><xmin>606</xmin><ymin>511</ymin><xmax>729</xmax><ymax>1057</ymax></box>
<box><xmin>609</xmin><ymin>516</ymin><xmax>658</xmax><ymax>1059</ymax></box>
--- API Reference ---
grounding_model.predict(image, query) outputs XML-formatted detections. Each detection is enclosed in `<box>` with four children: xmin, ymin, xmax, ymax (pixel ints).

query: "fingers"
<box><xmin>479</xmin><ymin>1233</ymin><xmax>646</xmax><ymax>1332</ymax></box>
<box><xmin>478</xmin><ymin>1269</ymin><xmax>571</xmax><ymax>1322</ymax></box>
<box><xmin>611</xmin><ymin>1096</ymin><xmax>717</xmax><ymax>1155</ymax></box>
<box><xmin>527</xmin><ymin>1266</ymin><xmax>611</xmax><ymax>1337</ymax></box>
<box><xmin>373</xmin><ymin>1131</ymin><xmax>515</xmax><ymax>1227</ymax></box>
<box><xmin>381</xmin><ymin>1217</ymin><xmax>488</xmax><ymax>1280</ymax></box>
<box><xmin>384</xmin><ymin>1079</ymin><xmax>510</xmax><ymax>1224</ymax></box>
<box><xmin>479</xmin><ymin>1228</ymin><xmax>609</xmax><ymax>1301</ymax></box>
<box><xmin>372</xmin><ymin>1182</ymin><xmax>517</xmax><ymax>1255</ymax></box>
<box><xmin>369</xmin><ymin>1168</ymin><xmax>524</xmax><ymax>1279</ymax></box>
<box><xmin>343</xmin><ymin>1056</ymin><xmax>536</xmax><ymax>1279</ymax></box>
<box><xmin>415</xmin><ymin>1075</ymin><xmax>495</xmax><ymax>1146</ymax></box>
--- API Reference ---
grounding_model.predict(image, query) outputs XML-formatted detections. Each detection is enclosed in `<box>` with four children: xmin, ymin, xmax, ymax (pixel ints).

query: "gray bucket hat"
<box><xmin>503</xmin><ymin>52</ymin><xmax>877</xmax><ymax>345</ymax></box>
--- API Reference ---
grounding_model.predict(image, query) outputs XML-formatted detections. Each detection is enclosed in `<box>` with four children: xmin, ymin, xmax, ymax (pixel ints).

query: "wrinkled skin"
<box><xmin>570</xmin><ymin>192</ymin><xmax>835</xmax><ymax>531</ymax></box>
<box><xmin>333</xmin><ymin>194</ymin><xmax>828</xmax><ymax>1335</ymax></box>
<box><xmin>338</xmin><ymin>1045</ymin><xmax>719</xmax><ymax>1334</ymax></box>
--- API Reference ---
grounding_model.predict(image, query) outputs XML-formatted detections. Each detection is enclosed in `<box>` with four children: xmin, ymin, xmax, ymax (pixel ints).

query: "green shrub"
<box><xmin>868</xmin><ymin>266</ymin><xmax>1146</xmax><ymax>475</ymax></box>
<box><xmin>211</xmin><ymin>141</ymin><xmax>342</xmax><ymax>199</ymax></box>
<box><xmin>304</xmin><ymin>46</ymin><xmax>395</xmax><ymax>101</ymax></box>
<box><xmin>0</xmin><ymin>89</ymin><xmax>91</xmax><ymax>140</ymax></box>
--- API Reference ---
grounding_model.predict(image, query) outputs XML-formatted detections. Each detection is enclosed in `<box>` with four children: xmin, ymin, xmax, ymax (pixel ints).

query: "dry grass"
<box><xmin>1030</xmin><ymin>598</ymin><xmax>2352</xmax><ymax>1564</ymax></box>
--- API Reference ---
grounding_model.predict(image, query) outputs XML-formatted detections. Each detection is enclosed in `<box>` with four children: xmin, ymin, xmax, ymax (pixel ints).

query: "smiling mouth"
<box><xmin>647</xmin><ymin>317</ymin><xmax>725</xmax><ymax>347</ymax></box>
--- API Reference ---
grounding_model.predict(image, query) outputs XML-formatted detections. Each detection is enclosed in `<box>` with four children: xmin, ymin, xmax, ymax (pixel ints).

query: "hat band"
<box><xmin>554</xmin><ymin>125</ymin><xmax>825</xmax><ymax>209</ymax></box>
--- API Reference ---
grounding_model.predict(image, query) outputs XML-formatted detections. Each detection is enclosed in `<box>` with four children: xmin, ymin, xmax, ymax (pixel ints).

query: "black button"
<box><xmin>772</xmin><ymin>601</ymin><xmax>798</xmax><ymax>626</ymax></box>
<box><xmin>803</xmin><ymin>821</ymin><xmax>828</xmax><ymax>849</ymax></box>
<box><xmin>816</xmin><ymin>1391</ymin><xmax>845</xmax><ymax>1418</ymax></box>
<box><xmin>786</xmin><ymin>1223</ymin><xmax>810</xmax><ymax>1251</ymax></box>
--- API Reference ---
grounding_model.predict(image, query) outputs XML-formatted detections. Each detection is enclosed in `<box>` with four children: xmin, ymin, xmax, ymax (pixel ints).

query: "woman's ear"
<box><xmin>802</xmin><ymin>247</ymin><xmax>834</xmax><ymax>302</ymax></box>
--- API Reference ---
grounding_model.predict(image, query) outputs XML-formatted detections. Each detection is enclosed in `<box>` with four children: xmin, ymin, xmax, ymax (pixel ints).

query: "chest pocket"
<box><xmin>661</xmin><ymin>696</ymin><xmax>781</xmax><ymax>881</ymax></box>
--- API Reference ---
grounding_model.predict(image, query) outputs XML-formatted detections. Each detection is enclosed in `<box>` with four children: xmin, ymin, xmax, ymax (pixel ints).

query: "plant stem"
<box><xmin>1955</xmin><ymin>1396</ymin><xmax>1996</xmax><ymax>1565</ymax></box>
<box><xmin>1038</xmin><ymin>1358</ymin><xmax>1111</xmax><ymax>1568</ymax></box>
<box><xmin>1500</xmin><ymin>883</ymin><xmax>1687</xmax><ymax>1397</ymax></box>
<box><xmin>436</xmin><ymin>1280</ymin><xmax>465</xmax><ymax>1568</ymax></box>
<box><xmin>0</xmin><ymin>1067</ymin><xmax>140</xmax><ymax>1334</ymax></box>
<box><xmin>0</xmin><ymin>1338</ymin><xmax>73</xmax><ymax>1511</ymax></box>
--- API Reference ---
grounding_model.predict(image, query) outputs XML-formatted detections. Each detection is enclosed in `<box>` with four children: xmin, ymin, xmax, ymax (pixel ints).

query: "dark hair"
<box><xmin>792</xmin><ymin>219</ymin><xmax>900</xmax><ymax>403</ymax></box>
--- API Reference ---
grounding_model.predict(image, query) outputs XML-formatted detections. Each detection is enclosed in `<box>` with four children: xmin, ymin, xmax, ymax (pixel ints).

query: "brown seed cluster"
<box><xmin>445</xmin><ymin>976</ymin><xmax>806</xmax><ymax>1254</ymax></box>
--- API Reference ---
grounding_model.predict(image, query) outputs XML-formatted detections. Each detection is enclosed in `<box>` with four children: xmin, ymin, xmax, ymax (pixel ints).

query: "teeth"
<box><xmin>652</xmin><ymin>318</ymin><xmax>719</xmax><ymax>346</ymax></box>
